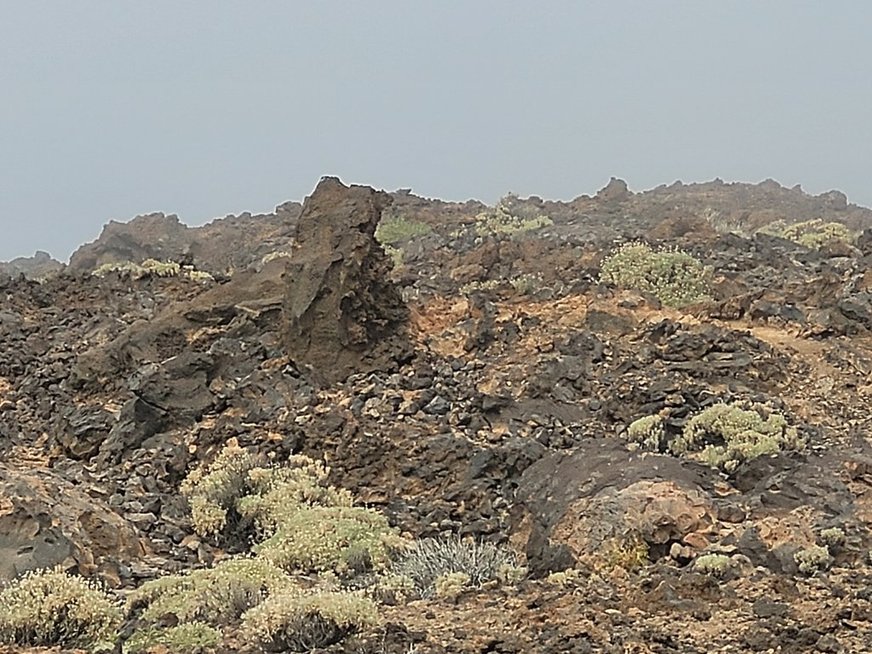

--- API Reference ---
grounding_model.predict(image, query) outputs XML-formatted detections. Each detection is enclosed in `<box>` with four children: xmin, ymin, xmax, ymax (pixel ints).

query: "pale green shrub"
<box><xmin>0</xmin><ymin>567</ymin><xmax>122</xmax><ymax>651</ymax></box>
<box><xmin>820</xmin><ymin>527</ymin><xmax>846</xmax><ymax>548</ymax></box>
<box><xmin>180</xmin><ymin>441</ymin><xmax>264</xmax><ymax>539</ymax></box>
<box><xmin>254</xmin><ymin>506</ymin><xmax>398</xmax><ymax>576</ymax></box>
<box><xmin>693</xmin><ymin>553</ymin><xmax>734</xmax><ymax>578</ymax></box>
<box><xmin>375</xmin><ymin>216</ymin><xmax>432</xmax><ymax>245</ymax></box>
<box><xmin>626</xmin><ymin>414</ymin><xmax>666</xmax><ymax>451</ymax></box>
<box><xmin>433</xmin><ymin>572</ymin><xmax>471</xmax><ymax>599</ymax></box>
<box><xmin>760</xmin><ymin>219</ymin><xmax>856</xmax><ymax>249</ymax></box>
<box><xmin>237</xmin><ymin>457</ymin><xmax>353</xmax><ymax>538</ymax></box>
<box><xmin>795</xmin><ymin>545</ymin><xmax>831</xmax><ymax>574</ymax></box>
<box><xmin>128</xmin><ymin>557</ymin><xmax>294</xmax><ymax>625</ymax></box>
<box><xmin>92</xmin><ymin>259</ymin><xmax>212</xmax><ymax>282</ymax></box>
<box><xmin>671</xmin><ymin>403</ymin><xmax>805</xmax><ymax>473</ymax></box>
<box><xmin>239</xmin><ymin>590</ymin><xmax>378</xmax><ymax>652</ymax></box>
<box><xmin>599</xmin><ymin>242</ymin><xmax>712</xmax><ymax>308</ymax></box>
<box><xmin>124</xmin><ymin>622</ymin><xmax>221</xmax><ymax>654</ymax></box>
<box><xmin>474</xmin><ymin>199</ymin><xmax>553</xmax><ymax>237</ymax></box>
<box><xmin>392</xmin><ymin>537</ymin><xmax>525</xmax><ymax>598</ymax></box>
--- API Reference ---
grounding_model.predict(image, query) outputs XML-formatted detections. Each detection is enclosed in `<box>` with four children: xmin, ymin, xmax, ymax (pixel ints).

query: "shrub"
<box><xmin>0</xmin><ymin>567</ymin><xmax>122</xmax><ymax>651</ymax></box>
<box><xmin>671</xmin><ymin>403</ymin><xmax>805</xmax><ymax>473</ymax></box>
<box><xmin>254</xmin><ymin>506</ymin><xmax>399</xmax><ymax>576</ymax></box>
<box><xmin>180</xmin><ymin>440</ymin><xmax>265</xmax><ymax>539</ymax></box>
<box><xmin>124</xmin><ymin>622</ymin><xmax>222</xmax><ymax>654</ymax></box>
<box><xmin>820</xmin><ymin>527</ymin><xmax>846</xmax><ymax>548</ymax></box>
<box><xmin>375</xmin><ymin>216</ymin><xmax>432</xmax><ymax>245</ymax></box>
<box><xmin>127</xmin><ymin>557</ymin><xmax>294</xmax><ymax>626</ymax></box>
<box><xmin>599</xmin><ymin>242</ymin><xmax>712</xmax><ymax>308</ymax></box>
<box><xmin>626</xmin><ymin>414</ymin><xmax>666</xmax><ymax>451</ymax></box>
<box><xmin>237</xmin><ymin>456</ymin><xmax>353</xmax><ymax>539</ymax></box>
<box><xmin>239</xmin><ymin>590</ymin><xmax>378</xmax><ymax>652</ymax></box>
<box><xmin>693</xmin><ymin>553</ymin><xmax>734</xmax><ymax>578</ymax></box>
<box><xmin>760</xmin><ymin>219</ymin><xmax>856</xmax><ymax>249</ymax></box>
<box><xmin>92</xmin><ymin>259</ymin><xmax>213</xmax><ymax>282</ymax></box>
<box><xmin>474</xmin><ymin>197</ymin><xmax>553</xmax><ymax>237</ymax></box>
<box><xmin>794</xmin><ymin>545</ymin><xmax>831</xmax><ymax>574</ymax></box>
<box><xmin>392</xmin><ymin>537</ymin><xmax>525</xmax><ymax>598</ymax></box>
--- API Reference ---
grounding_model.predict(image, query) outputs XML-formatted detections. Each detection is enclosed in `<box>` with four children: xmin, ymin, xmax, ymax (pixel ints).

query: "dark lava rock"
<box><xmin>0</xmin><ymin>464</ymin><xmax>145</xmax><ymax>583</ymax></box>
<box><xmin>282</xmin><ymin>177</ymin><xmax>412</xmax><ymax>384</ymax></box>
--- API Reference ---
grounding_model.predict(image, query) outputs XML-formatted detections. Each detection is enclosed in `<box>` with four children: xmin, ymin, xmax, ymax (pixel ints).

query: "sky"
<box><xmin>2</xmin><ymin>1</ymin><xmax>871</xmax><ymax>262</ymax></box>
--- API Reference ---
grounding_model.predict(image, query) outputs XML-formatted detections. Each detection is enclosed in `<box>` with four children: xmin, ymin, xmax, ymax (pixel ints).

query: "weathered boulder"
<box><xmin>283</xmin><ymin>177</ymin><xmax>412</xmax><ymax>384</ymax></box>
<box><xmin>0</xmin><ymin>464</ymin><xmax>145</xmax><ymax>583</ymax></box>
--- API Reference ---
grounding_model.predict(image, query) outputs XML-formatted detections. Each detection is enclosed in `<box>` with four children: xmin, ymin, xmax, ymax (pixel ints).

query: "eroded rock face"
<box><xmin>0</xmin><ymin>464</ymin><xmax>145</xmax><ymax>583</ymax></box>
<box><xmin>282</xmin><ymin>177</ymin><xmax>412</xmax><ymax>384</ymax></box>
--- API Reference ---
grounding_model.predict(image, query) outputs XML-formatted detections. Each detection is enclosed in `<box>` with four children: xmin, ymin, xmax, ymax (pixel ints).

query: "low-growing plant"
<box><xmin>759</xmin><ymin>219</ymin><xmax>856</xmax><ymax>249</ymax></box>
<box><xmin>127</xmin><ymin>557</ymin><xmax>295</xmax><ymax>626</ymax></box>
<box><xmin>433</xmin><ymin>572</ymin><xmax>471</xmax><ymax>599</ymax></box>
<box><xmin>597</xmin><ymin>535</ymin><xmax>650</xmax><ymax>572</ymax></box>
<box><xmin>671</xmin><ymin>403</ymin><xmax>805</xmax><ymax>473</ymax></box>
<box><xmin>693</xmin><ymin>553</ymin><xmax>734</xmax><ymax>578</ymax></box>
<box><xmin>820</xmin><ymin>527</ymin><xmax>846</xmax><ymax>548</ymax></box>
<box><xmin>794</xmin><ymin>544</ymin><xmax>831</xmax><ymax>575</ymax></box>
<box><xmin>180</xmin><ymin>440</ymin><xmax>265</xmax><ymax>540</ymax></box>
<box><xmin>237</xmin><ymin>456</ymin><xmax>354</xmax><ymax>539</ymax></box>
<box><xmin>239</xmin><ymin>590</ymin><xmax>378</xmax><ymax>653</ymax></box>
<box><xmin>254</xmin><ymin>506</ymin><xmax>399</xmax><ymax>576</ymax></box>
<box><xmin>0</xmin><ymin>567</ymin><xmax>122</xmax><ymax>652</ymax></box>
<box><xmin>626</xmin><ymin>414</ymin><xmax>666</xmax><ymax>451</ymax></box>
<box><xmin>124</xmin><ymin>622</ymin><xmax>222</xmax><ymax>654</ymax></box>
<box><xmin>92</xmin><ymin>259</ymin><xmax>213</xmax><ymax>282</ymax></box>
<box><xmin>375</xmin><ymin>216</ymin><xmax>432</xmax><ymax>245</ymax></box>
<box><xmin>474</xmin><ymin>199</ymin><xmax>553</xmax><ymax>237</ymax></box>
<box><xmin>392</xmin><ymin>537</ymin><xmax>525</xmax><ymax>598</ymax></box>
<box><xmin>599</xmin><ymin>242</ymin><xmax>712</xmax><ymax>308</ymax></box>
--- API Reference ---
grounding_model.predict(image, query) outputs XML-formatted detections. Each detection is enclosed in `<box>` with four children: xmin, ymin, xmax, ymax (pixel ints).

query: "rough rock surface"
<box><xmin>0</xmin><ymin>251</ymin><xmax>64</xmax><ymax>279</ymax></box>
<box><xmin>0</xmin><ymin>463</ymin><xmax>145</xmax><ymax>583</ymax></box>
<box><xmin>2</xmin><ymin>176</ymin><xmax>872</xmax><ymax>652</ymax></box>
<box><xmin>282</xmin><ymin>177</ymin><xmax>411</xmax><ymax>384</ymax></box>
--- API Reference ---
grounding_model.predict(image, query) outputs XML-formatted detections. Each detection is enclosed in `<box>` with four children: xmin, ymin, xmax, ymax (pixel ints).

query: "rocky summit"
<box><xmin>1</xmin><ymin>176</ymin><xmax>872</xmax><ymax>654</ymax></box>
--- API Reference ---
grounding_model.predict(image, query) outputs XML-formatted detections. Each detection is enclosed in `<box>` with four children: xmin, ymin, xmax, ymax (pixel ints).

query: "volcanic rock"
<box><xmin>282</xmin><ymin>177</ymin><xmax>412</xmax><ymax>384</ymax></box>
<box><xmin>0</xmin><ymin>464</ymin><xmax>145</xmax><ymax>583</ymax></box>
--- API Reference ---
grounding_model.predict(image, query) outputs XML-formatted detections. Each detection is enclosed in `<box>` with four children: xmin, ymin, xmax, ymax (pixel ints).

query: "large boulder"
<box><xmin>282</xmin><ymin>177</ymin><xmax>412</xmax><ymax>384</ymax></box>
<box><xmin>0</xmin><ymin>464</ymin><xmax>145</xmax><ymax>583</ymax></box>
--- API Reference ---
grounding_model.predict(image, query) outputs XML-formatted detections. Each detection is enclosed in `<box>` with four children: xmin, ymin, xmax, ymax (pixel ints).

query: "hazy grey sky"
<box><xmin>2</xmin><ymin>1</ymin><xmax>871</xmax><ymax>261</ymax></box>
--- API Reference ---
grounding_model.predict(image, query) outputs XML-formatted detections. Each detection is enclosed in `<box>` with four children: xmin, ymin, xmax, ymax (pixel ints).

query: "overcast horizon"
<box><xmin>2</xmin><ymin>1</ymin><xmax>871</xmax><ymax>262</ymax></box>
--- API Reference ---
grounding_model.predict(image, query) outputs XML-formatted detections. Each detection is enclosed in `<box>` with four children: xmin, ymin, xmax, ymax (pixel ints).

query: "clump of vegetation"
<box><xmin>124</xmin><ymin>622</ymin><xmax>222</xmax><ymax>654</ymax></box>
<box><xmin>759</xmin><ymin>219</ymin><xmax>856</xmax><ymax>249</ymax></box>
<box><xmin>596</xmin><ymin>535</ymin><xmax>650</xmax><ymax>573</ymax></box>
<box><xmin>375</xmin><ymin>216</ymin><xmax>432</xmax><ymax>245</ymax></box>
<box><xmin>544</xmin><ymin>568</ymin><xmax>584</xmax><ymax>587</ymax></box>
<box><xmin>473</xmin><ymin>194</ymin><xmax>553</xmax><ymax>238</ymax></box>
<box><xmin>392</xmin><ymin>537</ymin><xmax>525</xmax><ymax>598</ymax></box>
<box><xmin>180</xmin><ymin>440</ymin><xmax>265</xmax><ymax>540</ymax></box>
<box><xmin>599</xmin><ymin>242</ymin><xmax>712</xmax><ymax>308</ymax></box>
<box><xmin>626</xmin><ymin>414</ymin><xmax>667</xmax><ymax>451</ymax></box>
<box><xmin>459</xmin><ymin>272</ymin><xmax>545</xmax><ymax>296</ymax></box>
<box><xmin>127</xmin><ymin>557</ymin><xmax>294</xmax><ymax>626</ymax></box>
<box><xmin>92</xmin><ymin>258</ymin><xmax>214</xmax><ymax>282</ymax></box>
<box><xmin>254</xmin><ymin>506</ymin><xmax>399</xmax><ymax>576</ymax></box>
<box><xmin>237</xmin><ymin>456</ymin><xmax>354</xmax><ymax>538</ymax></box>
<box><xmin>239</xmin><ymin>590</ymin><xmax>378</xmax><ymax>653</ymax></box>
<box><xmin>671</xmin><ymin>403</ymin><xmax>805</xmax><ymax>473</ymax></box>
<box><xmin>820</xmin><ymin>527</ymin><xmax>846</xmax><ymax>548</ymax></box>
<box><xmin>794</xmin><ymin>545</ymin><xmax>831</xmax><ymax>575</ymax></box>
<box><xmin>433</xmin><ymin>572</ymin><xmax>471</xmax><ymax>599</ymax></box>
<box><xmin>0</xmin><ymin>567</ymin><xmax>122</xmax><ymax>652</ymax></box>
<box><xmin>693</xmin><ymin>553</ymin><xmax>735</xmax><ymax>578</ymax></box>
<box><xmin>627</xmin><ymin>403</ymin><xmax>805</xmax><ymax>473</ymax></box>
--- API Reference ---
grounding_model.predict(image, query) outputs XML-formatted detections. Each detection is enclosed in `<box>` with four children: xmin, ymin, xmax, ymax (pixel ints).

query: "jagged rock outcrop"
<box><xmin>0</xmin><ymin>464</ymin><xmax>145</xmax><ymax>583</ymax></box>
<box><xmin>68</xmin><ymin>204</ymin><xmax>301</xmax><ymax>275</ymax></box>
<box><xmin>282</xmin><ymin>177</ymin><xmax>412</xmax><ymax>384</ymax></box>
<box><xmin>0</xmin><ymin>250</ymin><xmax>64</xmax><ymax>279</ymax></box>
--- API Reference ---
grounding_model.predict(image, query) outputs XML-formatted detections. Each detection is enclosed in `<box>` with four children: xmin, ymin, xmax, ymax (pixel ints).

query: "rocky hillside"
<box><xmin>1</xmin><ymin>176</ymin><xmax>872</xmax><ymax>653</ymax></box>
